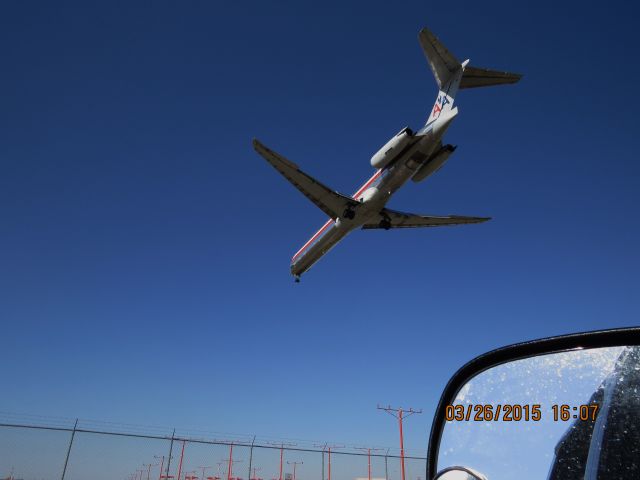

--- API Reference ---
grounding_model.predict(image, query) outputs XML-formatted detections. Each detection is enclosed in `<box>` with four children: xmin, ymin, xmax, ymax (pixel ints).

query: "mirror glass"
<box><xmin>437</xmin><ymin>346</ymin><xmax>640</xmax><ymax>480</ymax></box>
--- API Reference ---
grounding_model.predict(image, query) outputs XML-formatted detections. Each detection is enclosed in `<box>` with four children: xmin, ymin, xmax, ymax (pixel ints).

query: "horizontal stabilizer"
<box><xmin>362</xmin><ymin>208</ymin><xmax>490</xmax><ymax>229</ymax></box>
<box><xmin>460</xmin><ymin>66</ymin><xmax>522</xmax><ymax>89</ymax></box>
<box><xmin>253</xmin><ymin>139</ymin><xmax>359</xmax><ymax>219</ymax></box>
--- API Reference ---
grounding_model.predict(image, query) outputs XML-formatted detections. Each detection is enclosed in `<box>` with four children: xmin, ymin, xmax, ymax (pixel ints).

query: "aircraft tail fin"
<box><xmin>419</xmin><ymin>27</ymin><xmax>522</xmax><ymax>126</ymax></box>
<box><xmin>419</xmin><ymin>28</ymin><xmax>466</xmax><ymax>125</ymax></box>
<box><xmin>418</xmin><ymin>28</ymin><xmax>462</xmax><ymax>90</ymax></box>
<box><xmin>418</xmin><ymin>27</ymin><xmax>522</xmax><ymax>90</ymax></box>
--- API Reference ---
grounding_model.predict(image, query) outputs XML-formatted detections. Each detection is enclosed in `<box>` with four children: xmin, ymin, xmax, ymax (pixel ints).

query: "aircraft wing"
<box><xmin>362</xmin><ymin>208</ymin><xmax>490</xmax><ymax>229</ymax></box>
<box><xmin>253</xmin><ymin>139</ymin><xmax>360</xmax><ymax>219</ymax></box>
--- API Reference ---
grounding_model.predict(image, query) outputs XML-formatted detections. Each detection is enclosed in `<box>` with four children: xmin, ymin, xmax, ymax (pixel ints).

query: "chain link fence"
<box><xmin>0</xmin><ymin>416</ymin><xmax>427</xmax><ymax>480</ymax></box>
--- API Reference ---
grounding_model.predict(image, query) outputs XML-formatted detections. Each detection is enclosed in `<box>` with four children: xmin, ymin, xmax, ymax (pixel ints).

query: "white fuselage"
<box><xmin>290</xmin><ymin>110</ymin><xmax>456</xmax><ymax>277</ymax></box>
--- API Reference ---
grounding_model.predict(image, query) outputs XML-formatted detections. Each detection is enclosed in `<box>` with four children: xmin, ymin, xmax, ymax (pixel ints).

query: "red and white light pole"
<box><xmin>228</xmin><ymin>444</ymin><xmax>235</xmax><ymax>480</ymax></box>
<box><xmin>286</xmin><ymin>462</ymin><xmax>303</xmax><ymax>480</ymax></box>
<box><xmin>156</xmin><ymin>455</ymin><xmax>175</xmax><ymax>480</ymax></box>
<box><xmin>176</xmin><ymin>441</ymin><xmax>187</xmax><ymax>480</ymax></box>
<box><xmin>213</xmin><ymin>461</ymin><xmax>225</xmax><ymax>480</ymax></box>
<box><xmin>355</xmin><ymin>448</ymin><xmax>384</xmax><ymax>480</ymax></box>
<box><xmin>314</xmin><ymin>444</ymin><xmax>343</xmax><ymax>480</ymax></box>
<box><xmin>221</xmin><ymin>455</ymin><xmax>243</xmax><ymax>480</ymax></box>
<box><xmin>144</xmin><ymin>463</ymin><xmax>159</xmax><ymax>480</ymax></box>
<box><xmin>223</xmin><ymin>445</ymin><xmax>244</xmax><ymax>480</ymax></box>
<box><xmin>155</xmin><ymin>456</ymin><xmax>166</xmax><ymax>480</ymax></box>
<box><xmin>377</xmin><ymin>405</ymin><xmax>422</xmax><ymax>480</ymax></box>
<box><xmin>250</xmin><ymin>467</ymin><xmax>262</xmax><ymax>480</ymax></box>
<box><xmin>268</xmin><ymin>442</ymin><xmax>296</xmax><ymax>480</ymax></box>
<box><xmin>199</xmin><ymin>465</ymin><xmax>212</xmax><ymax>480</ymax></box>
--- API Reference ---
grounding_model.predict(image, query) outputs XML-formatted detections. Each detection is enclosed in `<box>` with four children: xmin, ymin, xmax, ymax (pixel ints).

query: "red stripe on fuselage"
<box><xmin>291</xmin><ymin>169</ymin><xmax>383</xmax><ymax>263</ymax></box>
<box><xmin>352</xmin><ymin>169</ymin><xmax>382</xmax><ymax>199</ymax></box>
<box><xmin>291</xmin><ymin>218</ymin><xmax>333</xmax><ymax>262</ymax></box>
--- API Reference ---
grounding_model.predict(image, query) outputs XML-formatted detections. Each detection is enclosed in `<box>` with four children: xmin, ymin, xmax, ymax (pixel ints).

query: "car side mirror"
<box><xmin>427</xmin><ymin>327</ymin><xmax>640</xmax><ymax>480</ymax></box>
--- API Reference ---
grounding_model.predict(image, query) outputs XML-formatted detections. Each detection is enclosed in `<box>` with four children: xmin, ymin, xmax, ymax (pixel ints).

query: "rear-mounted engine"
<box><xmin>370</xmin><ymin>127</ymin><xmax>413</xmax><ymax>169</ymax></box>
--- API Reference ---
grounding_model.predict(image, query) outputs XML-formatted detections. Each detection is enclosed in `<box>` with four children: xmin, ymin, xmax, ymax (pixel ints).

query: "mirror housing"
<box><xmin>426</xmin><ymin>327</ymin><xmax>640</xmax><ymax>479</ymax></box>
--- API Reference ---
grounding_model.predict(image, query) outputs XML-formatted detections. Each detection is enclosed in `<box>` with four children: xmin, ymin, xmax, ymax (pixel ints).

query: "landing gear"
<box><xmin>379</xmin><ymin>218</ymin><xmax>392</xmax><ymax>230</ymax></box>
<box><xmin>343</xmin><ymin>208</ymin><xmax>356</xmax><ymax>220</ymax></box>
<box><xmin>294</xmin><ymin>275</ymin><xmax>301</xmax><ymax>283</ymax></box>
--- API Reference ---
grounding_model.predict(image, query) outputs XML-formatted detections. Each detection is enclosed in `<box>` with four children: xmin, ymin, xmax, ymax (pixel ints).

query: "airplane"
<box><xmin>253</xmin><ymin>27</ymin><xmax>521</xmax><ymax>282</ymax></box>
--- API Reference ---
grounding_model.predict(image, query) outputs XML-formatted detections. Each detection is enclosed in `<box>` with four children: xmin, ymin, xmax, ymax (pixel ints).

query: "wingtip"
<box><xmin>253</xmin><ymin>138</ymin><xmax>271</xmax><ymax>157</ymax></box>
<box><xmin>503</xmin><ymin>72</ymin><xmax>523</xmax><ymax>84</ymax></box>
<box><xmin>252</xmin><ymin>139</ymin><xmax>300</xmax><ymax>170</ymax></box>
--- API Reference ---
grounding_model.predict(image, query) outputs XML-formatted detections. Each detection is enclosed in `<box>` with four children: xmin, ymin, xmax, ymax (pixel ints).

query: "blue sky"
<box><xmin>1</xmin><ymin>0</ymin><xmax>639</xmax><ymax>476</ymax></box>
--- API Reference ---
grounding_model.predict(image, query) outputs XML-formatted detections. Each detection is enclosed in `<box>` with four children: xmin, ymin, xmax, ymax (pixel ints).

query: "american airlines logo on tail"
<box><xmin>429</xmin><ymin>94</ymin><xmax>450</xmax><ymax>123</ymax></box>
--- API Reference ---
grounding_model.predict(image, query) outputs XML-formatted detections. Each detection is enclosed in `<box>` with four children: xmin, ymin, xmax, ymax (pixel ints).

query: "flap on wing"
<box><xmin>362</xmin><ymin>208</ymin><xmax>491</xmax><ymax>229</ymax></box>
<box><xmin>253</xmin><ymin>139</ymin><xmax>359</xmax><ymax>219</ymax></box>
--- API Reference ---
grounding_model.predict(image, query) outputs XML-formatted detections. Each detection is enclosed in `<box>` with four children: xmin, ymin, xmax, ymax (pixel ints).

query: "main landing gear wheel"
<box><xmin>379</xmin><ymin>218</ymin><xmax>392</xmax><ymax>230</ymax></box>
<box><xmin>343</xmin><ymin>208</ymin><xmax>356</xmax><ymax>220</ymax></box>
<box><xmin>294</xmin><ymin>275</ymin><xmax>301</xmax><ymax>283</ymax></box>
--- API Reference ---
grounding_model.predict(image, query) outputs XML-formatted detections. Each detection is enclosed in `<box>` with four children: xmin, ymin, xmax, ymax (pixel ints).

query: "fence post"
<box><xmin>384</xmin><ymin>449</ymin><xmax>389</xmax><ymax>480</ymax></box>
<box><xmin>166</xmin><ymin>429</ymin><xmax>176</xmax><ymax>478</ymax></box>
<box><xmin>321</xmin><ymin>451</ymin><xmax>325</xmax><ymax>480</ymax></box>
<box><xmin>61</xmin><ymin>418</ymin><xmax>78</xmax><ymax>480</ymax></box>
<box><xmin>248</xmin><ymin>436</ymin><xmax>256</xmax><ymax>480</ymax></box>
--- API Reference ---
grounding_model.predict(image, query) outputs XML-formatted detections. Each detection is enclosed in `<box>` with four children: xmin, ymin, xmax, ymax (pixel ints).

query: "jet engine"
<box><xmin>370</xmin><ymin>127</ymin><xmax>413</xmax><ymax>169</ymax></box>
<box><xmin>411</xmin><ymin>144</ymin><xmax>456</xmax><ymax>183</ymax></box>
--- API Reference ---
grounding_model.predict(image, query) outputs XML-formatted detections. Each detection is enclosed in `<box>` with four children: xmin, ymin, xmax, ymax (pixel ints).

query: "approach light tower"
<box><xmin>199</xmin><ymin>466</ymin><xmax>213</xmax><ymax>480</ymax></box>
<box><xmin>250</xmin><ymin>467</ymin><xmax>263</xmax><ymax>480</ymax></box>
<box><xmin>221</xmin><ymin>454</ymin><xmax>244</xmax><ymax>480</ymax></box>
<box><xmin>286</xmin><ymin>461</ymin><xmax>303</xmax><ymax>480</ymax></box>
<box><xmin>313</xmin><ymin>444</ymin><xmax>344</xmax><ymax>480</ymax></box>
<box><xmin>377</xmin><ymin>405</ymin><xmax>422</xmax><ymax>480</ymax></box>
<box><xmin>267</xmin><ymin>442</ymin><xmax>297</xmax><ymax>480</ymax></box>
<box><xmin>175</xmin><ymin>441</ymin><xmax>187</xmax><ymax>480</ymax></box>
<box><xmin>226</xmin><ymin>443</ymin><xmax>238</xmax><ymax>480</ymax></box>
<box><xmin>355</xmin><ymin>447</ymin><xmax>384</xmax><ymax>480</ymax></box>
<box><xmin>208</xmin><ymin>460</ymin><xmax>225</xmax><ymax>480</ymax></box>
<box><xmin>144</xmin><ymin>463</ymin><xmax>159</xmax><ymax>480</ymax></box>
<box><xmin>155</xmin><ymin>455</ymin><xmax>174</xmax><ymax>480</ymax></box>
